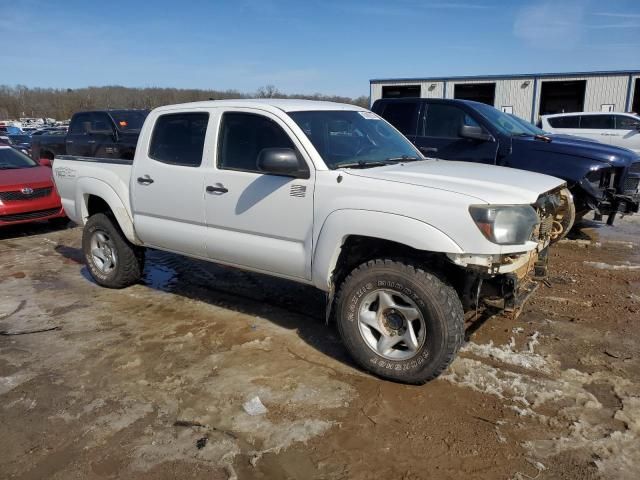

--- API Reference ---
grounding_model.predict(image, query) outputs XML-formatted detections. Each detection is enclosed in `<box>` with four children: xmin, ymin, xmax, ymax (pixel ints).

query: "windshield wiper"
<box><xmin>383</xmin><ymin>156</ymin><xmax>420</xmax><ymax>163</ymax></box>
<box><xmin>335</xmin><ymin>160</ymin><xmax>389</xmax><ymax>169</ymax></box>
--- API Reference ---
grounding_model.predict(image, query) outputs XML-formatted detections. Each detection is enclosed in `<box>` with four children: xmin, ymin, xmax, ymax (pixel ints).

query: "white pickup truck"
<box><xmin>53</xmin><ymin>99</ymin><xmax>567</xmax><ymax>384</ymax></box>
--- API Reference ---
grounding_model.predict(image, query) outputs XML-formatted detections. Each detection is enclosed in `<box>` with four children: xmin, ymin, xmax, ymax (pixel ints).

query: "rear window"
<box><xmin>379</xmin><ymin>101</ymin><xmax>419</xmax><ymax>135</ymax></box>
<box><xmin>580</xmin><ymin>115</ymin><xmax>614</xmax><ymax>129</ymax></box>
<box><xmin>110</xmin><ymin>111</ymin><xmax>148</xmax><ymax>132</ymax></box>
<box><xmin>148</xmin><ymin>112</ymin><xmax>209</xmax><ymax>167</ymax></box>
<box><xmin>547</xmin><ymin>116</ymin><xmax>579</xmax><ymax>128</ymax></box>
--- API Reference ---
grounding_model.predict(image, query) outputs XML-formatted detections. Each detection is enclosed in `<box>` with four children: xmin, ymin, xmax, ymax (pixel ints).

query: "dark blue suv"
<box><xmin>372</xmin><ymin>98</ymin><xmax>640</xmax><ymax>225</ymax></box>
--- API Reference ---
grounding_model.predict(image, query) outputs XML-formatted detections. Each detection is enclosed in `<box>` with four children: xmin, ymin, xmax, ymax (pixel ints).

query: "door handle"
<box><xmin>206</xmin><ymin>185</ymin><xmax>228</xmax><ymax>194</ymax></box>
<box><xmin>137</xmin><ymin>175</ymin><xmax>154</xmax><ymax>185</ymax></box>
<box><xmin>419</xmin><ymin>147</ymin><xmax>438</xmax><ymax>154</ymax></box>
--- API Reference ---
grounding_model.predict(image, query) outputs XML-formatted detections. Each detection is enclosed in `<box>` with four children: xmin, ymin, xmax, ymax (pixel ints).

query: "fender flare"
<box><xmin>75</xmin><ymin>177</ymin><xmax>140</xmax><ymax>244</ymax></box>
<box><xmin>311</xmin><ymin>209</ymin><xmax>463</xmax><ymax>290</ymax></box>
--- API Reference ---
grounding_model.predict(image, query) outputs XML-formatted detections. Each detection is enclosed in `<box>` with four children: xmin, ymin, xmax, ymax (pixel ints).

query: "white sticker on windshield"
<box><xmin>358</xmin><ymin>111</ymin><xmax>380</xmax><ymax>120</ymax></box>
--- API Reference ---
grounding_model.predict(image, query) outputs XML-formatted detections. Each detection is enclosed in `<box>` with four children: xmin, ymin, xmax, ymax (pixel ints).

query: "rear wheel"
<box><xmin>335</xmin><ymin>259</ymin><xmax>464</xmax><ymax>384</ymax></box>
<box><xmin>82</xmin><ymin>213</ymin><xmax>144</xmax><ymax>288</ymax></box>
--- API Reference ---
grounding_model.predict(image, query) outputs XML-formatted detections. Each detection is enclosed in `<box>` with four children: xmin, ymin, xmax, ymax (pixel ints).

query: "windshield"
<box><xmin>110</xmin><ymin>111</ymin><xmax>148</xmax><ymax>132</ymax></box>
<box><xmin>507</xmin><ymin>114</ymin><xmax>549</xmax><ymax>135</ymax></box>
<box><xmin>472</xmin><ymin>103</ymin><xmax>534</xmax><ymax>136</ymax></box>
<box><xmin>0</xmin><ymin>147</ymin><xmax>38</xmax><ymax>169</ymax></box>
<box><xmin>288</xmin><ymin>110</ymin><xmax>421</xmax><ymax>169</ymax></box>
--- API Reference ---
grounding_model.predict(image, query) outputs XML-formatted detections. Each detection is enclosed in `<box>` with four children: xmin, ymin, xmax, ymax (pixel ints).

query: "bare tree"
<box><xmin>0</xmin><ymin>84</ymin><xmax>370</xmax><ymax>120</ymax></box>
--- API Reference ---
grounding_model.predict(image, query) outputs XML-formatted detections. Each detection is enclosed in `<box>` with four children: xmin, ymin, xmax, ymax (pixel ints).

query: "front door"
<box><xmin>131</xmin><ymin>111</ymin><xmax>211</xmax><ymax>257</ymax></box>
<box><xmin>414</xmin><ymin>103</ymin><xmax>498</xmax><ymax>164</ymax></box>
<box><xmin>203</xmin><ymin>109</ymin><xmax>314</xmax><ymax>280</ymax></box>
<box><xmin>613</xmin><ymin>115</ymin><xmax>640</xmax><ymax>153</ymax></box>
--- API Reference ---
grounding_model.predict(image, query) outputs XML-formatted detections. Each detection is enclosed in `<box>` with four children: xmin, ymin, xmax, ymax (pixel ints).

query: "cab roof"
<box><xmin>153</xmin><ymin>98</ymin><xmax>367</xmax><ymax>114</ymax></box>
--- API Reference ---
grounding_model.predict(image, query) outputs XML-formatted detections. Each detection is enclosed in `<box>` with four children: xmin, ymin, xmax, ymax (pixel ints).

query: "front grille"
<box><xmin>0</xmin><ymin>187</ymin><xmax>52</xmax><ymax>201</ymax></box>
<box><xmin>624</xmin><ymin>177</ymin><xmax>640</xmax><ymax>193</ymax></box>
<box><xmin>0</xmin><ymin>208</ymin><xmax>60</xmax><ymax>222</ymax></box>
<box><xmin>629</xmin><ymin>163</ymin><xmax>640</xmax><ymax>175</ymax></box>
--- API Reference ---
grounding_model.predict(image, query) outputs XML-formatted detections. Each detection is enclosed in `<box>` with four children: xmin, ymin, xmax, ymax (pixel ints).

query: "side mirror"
<box><xmin>257</xmin><ymin>148</ymin><xmax>309</xmax><ymax>179</ymax></box>
<box><xmin>38</xmin><ymin>158</ymin><xmax>52</xmax><ymax>167</ymax></box>
<box><xmin>459</xmin><ymin>125</ymin><xmax>493</xmax><ymax>142</ymax></box>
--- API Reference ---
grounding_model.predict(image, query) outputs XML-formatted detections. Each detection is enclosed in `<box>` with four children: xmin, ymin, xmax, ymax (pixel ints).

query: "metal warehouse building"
<box><xmin>370</xmin><ymin>70</ymin><xmax>640</xmax><ymax>123</ymax></box>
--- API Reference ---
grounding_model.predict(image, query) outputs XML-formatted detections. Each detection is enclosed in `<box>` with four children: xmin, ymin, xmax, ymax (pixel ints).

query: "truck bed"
<box><xmin>53</xmin><ymin>155</ymin><xmax>134</xmax><ymax>227</ymax></box>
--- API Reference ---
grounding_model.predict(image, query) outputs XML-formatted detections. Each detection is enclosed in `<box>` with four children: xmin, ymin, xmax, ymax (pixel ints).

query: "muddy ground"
<box><xmin>1</xmin><ymin>216</ymin><xmax>639</xmax><ymax>480</ymax></box>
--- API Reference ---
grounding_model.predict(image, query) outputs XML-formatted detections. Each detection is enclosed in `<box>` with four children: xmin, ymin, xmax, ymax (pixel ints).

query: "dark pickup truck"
<box><xmin>372</xmin><ymin>98</ymin><xmax>640</xmax><ymax>225</ymax></box>
<box><xmin>31</xmin><ymin>110</ymin><xmax>148</xmax><ymax>162</ymax></box>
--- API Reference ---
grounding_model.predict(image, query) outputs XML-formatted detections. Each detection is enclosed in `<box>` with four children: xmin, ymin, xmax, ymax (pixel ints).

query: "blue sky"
<box><xmin>1</xmin><ymin>0</ymin><xmax>639</xmax><ymax>97</ymax></box>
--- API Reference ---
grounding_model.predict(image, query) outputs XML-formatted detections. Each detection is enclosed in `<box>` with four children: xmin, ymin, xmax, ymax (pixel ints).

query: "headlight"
<box><xmin>469</xmin><ymin>205</ymin><xmax>539</xmax><ymax>245</ymax></box>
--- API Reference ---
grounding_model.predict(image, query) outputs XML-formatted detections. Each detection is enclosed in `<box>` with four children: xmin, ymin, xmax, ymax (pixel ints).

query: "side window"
<box><xmin>88</xmin><ymin>113</ymin><xmax>114</xmax><ymax>135</ymax></box>
<box><xmin>218</xmin><ymin>112</ymin><xmax>295</xmax><ymax>173</ymax></box>
<box><xmin>148</xmin><ymin>112</ymin><xmax>208</xmax><ymax>167</ymax></box>
<box><xmin>548</xmin><ymin>116</ymin><xmax>579</xmax><ymax>128</ymax></box>
<box><xmin>580</xmin><ymin>115</ymin><xmax>614</xmax><ymax>129</ymax></box>
<box><xmin>422</xmin><ymin>104</ymin><xmax>476</xmax><ymax>138</ymax></box>
<box><xmin>615</xmin><ymin>115</ymin><xmax>640</xmax><ymax>130</ymax></box>
<box><xmin>68</xmin><ymin>113</ymin><xmax>92</xmax><ymax>135</ymax></box>
<box><xmin>380</xmin><ymin>101</ymin><xmax>419</xmax><ymax>135</ymax></box>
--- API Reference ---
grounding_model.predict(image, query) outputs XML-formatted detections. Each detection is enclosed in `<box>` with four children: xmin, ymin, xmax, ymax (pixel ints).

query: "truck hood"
<box><xmin>514</xmin><ymin>135</ymin><xmax>639</xmax><ymax>167</ymax></box>
<box><xmin>342</xmin><ymin>160</ymin><xmax>564</xmax><ymax>204</ymax></box>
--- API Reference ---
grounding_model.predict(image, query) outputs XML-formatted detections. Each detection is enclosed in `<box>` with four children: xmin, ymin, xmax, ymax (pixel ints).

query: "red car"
<box><xmin>0</xmin><ymin>146</ymin><xmax>66</xmax><ymax>227</ymax></box>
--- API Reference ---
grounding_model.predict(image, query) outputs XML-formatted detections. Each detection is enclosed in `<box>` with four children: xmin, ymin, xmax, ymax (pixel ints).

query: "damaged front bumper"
<box><xmin>581</xmin><ymin>166</ymin><xmax>640</xmax><ymax>224</ymax></box>
<box><xmin>448</xmin><ymin>247</ymin><xmax>549</xmax><ymax>315</ymax></box>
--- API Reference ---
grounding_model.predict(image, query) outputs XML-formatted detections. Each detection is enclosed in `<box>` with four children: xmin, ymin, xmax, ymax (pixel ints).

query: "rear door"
<box><xmin>203</xmin><ymin>108</ymin><xmax>314</xmax><ymax>280</ymax></box>
<box><xmin>87</xmin><ymin>112</ymin><xmax>119</xmax><ymax>158</ymax></box>
<box><xmin>613</xmin><ymin>114</ymin><xmax>640</xmax><ymax>153</ymax></box>
<box><xmin>65</xmin><ymin>113</ymin><xmax>92</xmax><ymax>156</ymax></box>
<box><xmin>131</xmin><ymin>110</ymin><xmax>211</xmax><ymax>257</ymax></box>
<box><xmin>578</xmin><ymin>115</ymin><xmax>615</xmax><ymax>144</ymax></box>
<box><xmin>414</xmin><ymin>103</ymin><xmax>498</xmax><ymax>164</ymax></box>
<box><xmin>545</xmin><ymin>115</ymin><xmax>581</xmax><ymax>136</ymax></box>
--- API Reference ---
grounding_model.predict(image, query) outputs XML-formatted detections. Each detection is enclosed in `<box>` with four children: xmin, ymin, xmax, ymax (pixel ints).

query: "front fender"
<box><xmin>311</xmin><ymin>209</ymin><xmax>463</xmax><ymax>290</ymax></box>
<box><xmin>75</xmin><ymin>177</ymin><xmax>140</xmax><ymax>244</ymax></box>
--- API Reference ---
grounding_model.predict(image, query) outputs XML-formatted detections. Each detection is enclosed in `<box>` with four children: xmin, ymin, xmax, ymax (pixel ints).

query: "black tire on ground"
<box><xmin>48</xmin><ymin>217</ymin><xmax>69</xmax><ymax>227</ymax></box>
<box><xmin>82</xmin><ymin>213</ymin><xmax>144</xmax><ymax>289</ymax></box>
<box><xmin>335</xmin><ymin>259</ymin><xmax>464</xmax><ymax>384</ymax></box>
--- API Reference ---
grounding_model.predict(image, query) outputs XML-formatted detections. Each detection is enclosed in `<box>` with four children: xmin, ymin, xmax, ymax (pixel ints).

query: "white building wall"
<box><xmin>371</xmin><ymin>73</ymin><xmax>636</xmax><ymax>119</ymax></box>
<box><xmin>494</xmin><ymin>79</ymin><xmax>535</xmax><ymax>120</ymax></box>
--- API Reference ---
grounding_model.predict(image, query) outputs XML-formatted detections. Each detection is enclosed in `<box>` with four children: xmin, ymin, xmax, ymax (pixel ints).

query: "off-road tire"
<box><xmin>335</xmin><ymin>259</ymin><xmax>464</xmax><ymax>384</ymax></box>
<box><xmin>82</xmin><ymin>213</ymin><xmax>144</xmax><ymax>288</ymax></box>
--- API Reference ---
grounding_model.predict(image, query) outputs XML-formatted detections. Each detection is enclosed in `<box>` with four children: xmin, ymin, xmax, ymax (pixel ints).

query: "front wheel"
<box><xmin>550</xmin><ymin>188</ymin><xmax>576</xmax><ymax>243</ymax></box>
<box><xmin>335</xmin><ymin>259</ymin><xmax>464</xmax><ymax>384</ymax></box>
<box><xmin>82</xmin><ymin>213</ymin><xmax>144</xmax><ymax>288</ymax></box>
